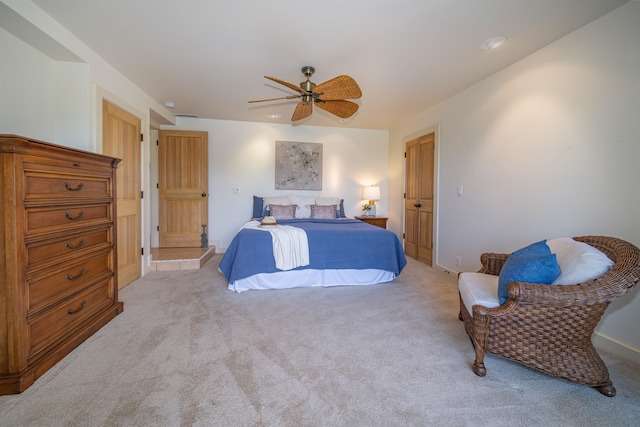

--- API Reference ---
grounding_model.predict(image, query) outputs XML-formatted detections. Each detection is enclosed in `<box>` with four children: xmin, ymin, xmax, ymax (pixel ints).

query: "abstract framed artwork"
<box><xmin>275</xmin><ymin>141</ymin><xmax>323</xmax><ymax>190</ymax></box>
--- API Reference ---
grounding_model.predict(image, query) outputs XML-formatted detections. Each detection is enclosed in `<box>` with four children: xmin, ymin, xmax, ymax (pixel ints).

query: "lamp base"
<box><xmin>366</xmin><ymin>205</ymin><xmax>376</xmax><ymax>216</ymax></box>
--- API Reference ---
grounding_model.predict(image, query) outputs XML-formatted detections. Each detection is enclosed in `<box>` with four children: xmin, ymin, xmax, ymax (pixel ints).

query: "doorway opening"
<box><xmin>150</xmin><ymin>130</ymin><xmax>214</xmax><ymax>270</ymax></box>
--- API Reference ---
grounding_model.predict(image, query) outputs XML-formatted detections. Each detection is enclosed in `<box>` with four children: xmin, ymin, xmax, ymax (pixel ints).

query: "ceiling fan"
<box><xmin>249</xmin><ymin>66</ymin><xmax>362</xmax><ymax>122</ymax></box>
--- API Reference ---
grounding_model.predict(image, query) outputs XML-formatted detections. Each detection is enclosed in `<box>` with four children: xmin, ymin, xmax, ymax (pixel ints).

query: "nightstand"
<box><xmin>355</xmin><ymin>216</ymin><xmax>388</xmax><ymax>229</ymax></box>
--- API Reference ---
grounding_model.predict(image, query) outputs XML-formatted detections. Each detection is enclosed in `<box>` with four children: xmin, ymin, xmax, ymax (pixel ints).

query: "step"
<box><xmin>149</xmin><ymin>246</ymin><xmax>216</xmax><ymax>271</ymax></box>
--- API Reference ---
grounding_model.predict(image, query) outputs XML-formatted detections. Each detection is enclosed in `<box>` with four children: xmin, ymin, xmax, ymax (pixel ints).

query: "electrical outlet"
<box><xmin>456</xmin><ymin>256</ymin><xmax>462</xmax><ymax>267</ymax></box>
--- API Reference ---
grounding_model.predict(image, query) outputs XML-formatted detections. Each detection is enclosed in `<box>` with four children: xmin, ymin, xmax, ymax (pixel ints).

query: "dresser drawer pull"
<box><xmin>66</xmin><ymin>268</ymin><xmax>86</xmax><ymax>281</ymax></box>
<box><xmin>64</xmin><ymin>182</ymin><xmax>85</xmax><ymax>191</ymax></box>
<box><xmin>65</xmin><ymin>239</ymin><xmax>86</xmax><ymax>249</ymax></box>
<box><xmin>67</xmin><ymin>300</ymin><xmax>86</xmax><ymax>315</ymax></box>
<box><xmin>65</xmin><ymin>211</ymin><xmax>85</xmax><ymax>221</ymax></box>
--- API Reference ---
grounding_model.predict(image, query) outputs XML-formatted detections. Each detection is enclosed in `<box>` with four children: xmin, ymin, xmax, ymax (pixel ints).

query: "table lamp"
<box><xmin>362</xmin><ymin>185</ymin><xmax>380</xmax><ymax>216</ymax></box>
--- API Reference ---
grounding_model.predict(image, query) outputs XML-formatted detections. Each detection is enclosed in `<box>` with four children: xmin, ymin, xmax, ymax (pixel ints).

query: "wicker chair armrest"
<box><xmin>507</xmin><ymin>270</ymin><xmax>637</xmax><ymax>307</ymax></box>
<box><xmin>478</xmin><ymin>252</ymin><xmax>509</xmax><ymax>276</ymax></box>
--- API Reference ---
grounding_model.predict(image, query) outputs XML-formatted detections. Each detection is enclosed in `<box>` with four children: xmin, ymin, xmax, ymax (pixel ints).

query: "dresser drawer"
<box><xmin>28</xmin><ymin>250</ymin><xmax>113</xmax><ymax>314</ymax></box>
<box><xmin>24</xmin><ymin>171</ymin><xmax>112</xmax><ymax>201</ymax></box>
<box><xmin>26</xmin><ymin>203</ymin><xmax>112</xmax><ymax>236</ymax></box>
<box><xmin>28</xmin><ymin>279</ymin><xmax>115</xmax><ymax>359</ymax></box>
<box><xmin>23</xmin><ymin>154</ymin><xmax>114</xmax><ymax>176</ymax></box>
<box><xmin>27</xmin><ymin>226</ymin><xmax>113</xmax><ymax>271</ymax></box>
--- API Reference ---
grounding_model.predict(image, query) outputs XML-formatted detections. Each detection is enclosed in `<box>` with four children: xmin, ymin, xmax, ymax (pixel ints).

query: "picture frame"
<box><xmin>275</xmin><ymin>141</ymin><xmax>323</xmax><ymax>190</ymax></box>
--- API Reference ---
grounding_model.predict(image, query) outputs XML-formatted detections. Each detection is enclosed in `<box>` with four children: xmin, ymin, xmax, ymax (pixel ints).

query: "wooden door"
<box><xmin>102</xmin><ymin>100</ymin><xmax>141</xmax><ymax>288</ymax></box>
<box><xmin>158</xmin><ymin>130</ymin><xmax>208</xmax><ymax>247</ymax></box>
<box><xmin>405</xmin><ymin>133</ymin><xmax>434</xmax><ymax>265</ymax></box>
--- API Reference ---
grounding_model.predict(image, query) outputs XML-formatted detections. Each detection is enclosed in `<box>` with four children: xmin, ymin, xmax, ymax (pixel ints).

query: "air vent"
<box><xmin>175</xmin><ymin>114</ymin><xmax>199</xmax><ymax>118</ymax></box>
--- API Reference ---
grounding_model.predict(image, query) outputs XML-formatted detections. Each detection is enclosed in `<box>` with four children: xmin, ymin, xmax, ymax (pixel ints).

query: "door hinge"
<box><xmin>140</xmin><ymin>133</ymin><xmax>144</xmax><ymax>142</ymax></box>
<box><xmin>156</xmin><ymin>183</ymin><xmax>159</xmax><ymax>189</ymax></box>
<box><xmin>141</xmin><ymin>191</ymin><xmax>144</xmax><ymax>199</ymax></box>
<box><xmin>404</xmin><ymin>152</ymin><xmax>406</xmax><ymax>158</ymax></box>
<box><xmin>403</xmin><ymin>233</ymin><xmax>405</xmax><ymax>239</ymax></box>
<box><xmin>157</xmin><ymin>225</ymin><xmax>160</xmax><ymax>231</ymax></box>
<box><xmin>141</xmin><ymin>247</ymin><xmax>144</xmax><ymax>255</ymax></box>
<box><xmin>403</xmin><ymin>192</ymin><xmax>406</xmax><ymax>199</ymax></box>
<box><xmin>156</xmin><ymin>140</ymin><xmax>159</xmax><ymax>146</ymax></box>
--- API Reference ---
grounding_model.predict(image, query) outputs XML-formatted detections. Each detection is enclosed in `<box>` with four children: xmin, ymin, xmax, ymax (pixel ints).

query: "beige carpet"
<box><xmin>1</xmin><ymin>255</ymin><xmax>639</xmax><ymax>426</ymax></box>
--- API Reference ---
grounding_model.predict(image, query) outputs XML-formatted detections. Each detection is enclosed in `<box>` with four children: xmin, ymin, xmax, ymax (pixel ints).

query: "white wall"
<box><xmin>54</xmin><ymin>61</ymin><xmax>91</xmax><ymax>149</ymax></box>
<box><xmin>162</xmin><ymin>118</ymin><xmax>389</xmax><ymax>250</ymax></box>
<box><xmin>0</xmin><ymin>25</ymin><xmax>56</xmax><ymax>141</ymax></box>
<box><xmin>0</xmin><ymin>26</ymin><xmax>89</xmax><ymax>149</ymax></box>
<box><xmin>389</xmin><ymin>2</ymin><xmax>640</xmax><ymax>360</ymax></box>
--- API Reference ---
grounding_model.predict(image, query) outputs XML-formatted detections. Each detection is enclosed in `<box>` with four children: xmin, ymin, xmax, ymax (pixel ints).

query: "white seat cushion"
<box><xmin>458</xmin><ymin>272</ymin><xmax>500</xmax><ymax>314</ymax></box>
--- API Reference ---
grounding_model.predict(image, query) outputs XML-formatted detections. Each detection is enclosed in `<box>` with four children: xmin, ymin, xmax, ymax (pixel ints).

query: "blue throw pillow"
<box><xmin>498</xmin><ymin>253</ymin><xmax>561</xmax><ymax>305</ymax></box>
<box><xmin>338</xmin><ymin>199</ymin><xmax>346</xmax><ymax>218</ymax></box>
<box><xmin>252</xmin><ymin>196</ymin><xmax>263</xmax><ymax>219</ymax></box>
<box><xmin>512</xmin><ymin>239</ymin><xmax>551</xmax><ymax>257</ymax></box>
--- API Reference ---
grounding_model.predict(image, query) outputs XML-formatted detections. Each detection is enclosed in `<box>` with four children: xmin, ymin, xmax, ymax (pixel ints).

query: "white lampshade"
<box><xmin>362</xmin><ymin>186</ymin><xmax>380</xmax><ymax>202</ymax></box>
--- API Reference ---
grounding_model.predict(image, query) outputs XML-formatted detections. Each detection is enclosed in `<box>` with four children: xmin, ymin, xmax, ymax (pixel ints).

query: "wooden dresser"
<box><xmin>0</xmin><ymin>134</ymin><xmax>123</xmax><ymax>394</ymax></box>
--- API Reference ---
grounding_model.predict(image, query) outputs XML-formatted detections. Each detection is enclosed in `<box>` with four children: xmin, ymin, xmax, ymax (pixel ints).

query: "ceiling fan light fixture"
<box><xmin>480</xmin><ymin>36</ymin><xmax>506</xmax><ymax>51</ymax></box>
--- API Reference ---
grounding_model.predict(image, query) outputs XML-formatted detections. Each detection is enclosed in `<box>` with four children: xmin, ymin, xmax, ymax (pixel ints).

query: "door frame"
<box><xmin>402</xmin><ymin>124</ymin><xmax>440</xmax><ymax>268</ymax></box>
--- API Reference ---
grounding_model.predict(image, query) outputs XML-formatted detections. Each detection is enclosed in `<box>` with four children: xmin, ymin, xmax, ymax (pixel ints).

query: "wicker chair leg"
<box><xmin>473</xmin><ymin>361</ymin><xmax>486</xmax><ymax>376</ymax></box>
<box><xmin>472</xmin><ymin>342</ymin><xmax>487</xmax><ymax>376</ymax></box>
<box><xmin>595</xmin><ymin>382</ymin><xmax>616</xmax><ymax>397</ymax></box>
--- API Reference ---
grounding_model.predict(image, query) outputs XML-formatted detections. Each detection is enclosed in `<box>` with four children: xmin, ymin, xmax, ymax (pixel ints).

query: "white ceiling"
<box><xmin>21</xmin><ymin>0</ymin><xmax>631</xmax><ymax>130</ymax></box>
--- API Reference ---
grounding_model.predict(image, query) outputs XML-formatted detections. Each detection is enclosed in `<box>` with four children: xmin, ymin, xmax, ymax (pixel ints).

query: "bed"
<box><xmin>219</xmin><ymin>218</ymin><xmax>407</xmax><ymax>292</ymax></box>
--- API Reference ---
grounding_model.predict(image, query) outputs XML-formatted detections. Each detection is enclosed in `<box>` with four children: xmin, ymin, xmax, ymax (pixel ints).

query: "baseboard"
<box><xmin>592</xmin><ymin>332</ymin><xmax>640</xmax><ymax>365</ymax></box>
<box><xmin>434</xmin><ymin>263</ymin><xmax>458</xmax><ymax>276</ymax></box>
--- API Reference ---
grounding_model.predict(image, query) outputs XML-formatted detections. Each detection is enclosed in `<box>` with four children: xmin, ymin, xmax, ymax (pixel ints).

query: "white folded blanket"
<box><xmin>242</xmin><ymin>221</ymin><xmax>309</xmax><ymax>270</ymax></box>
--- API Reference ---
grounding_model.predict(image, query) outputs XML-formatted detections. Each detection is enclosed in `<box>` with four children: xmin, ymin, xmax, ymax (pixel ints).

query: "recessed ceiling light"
<box><xmin>480</xmin><ymin>36</ymin><xmax>506</xmax><ymax>51</ymax></box>
<box><xmin>268</xmin><ymin>113</ymin><xmax>281</xmax><ymax>119</ymax></box>
<box><xmin>164</xmin><ymin>101</ymin><xmax>175</xmax><ymax>109</ymax></box>
<box><xmin>339</xmin><ymin>118</ymin><xmax>349</xmax><ymax>123</ymax></box>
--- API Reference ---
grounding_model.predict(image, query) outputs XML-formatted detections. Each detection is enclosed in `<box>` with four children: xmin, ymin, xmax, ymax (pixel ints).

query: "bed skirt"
<box><xmin>226</xmin><ymin>268</ymin><xmax>397</xmax><ymax>293</ymax></box>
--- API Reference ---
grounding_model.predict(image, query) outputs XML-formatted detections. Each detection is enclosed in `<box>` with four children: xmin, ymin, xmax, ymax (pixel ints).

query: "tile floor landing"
<box><xmin>149</xmin><ymin>246</ymin><xmax>216</xmax><ymax>271</ymax></box>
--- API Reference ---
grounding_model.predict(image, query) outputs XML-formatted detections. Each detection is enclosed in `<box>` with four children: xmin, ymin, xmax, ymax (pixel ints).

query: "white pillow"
<box><xmin>315</xmin><ymin>197</ymin><xmax>340</xmax><ymax>206</ymax></box>
<box><xmin>290</xmin><ymin>196</ymin><xmax>316</xmax><ymax>219</ymax></box>
<box><xmin>263</xmin><ymin>196</ymin><xmax>291</xmax><ymax>213</ymax></box>
<box><xmin>547</xmin><ymin>238</ymin><xmax>614</xmax><ymax>285</ymax></box>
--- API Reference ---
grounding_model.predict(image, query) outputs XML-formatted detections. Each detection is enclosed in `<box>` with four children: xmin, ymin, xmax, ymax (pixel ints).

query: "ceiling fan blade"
<box><xmin>264</xmin><ymin>76</ymin><xmax>307</xmax><ymax>94</ymax></box>
<box><xmin>248</xmin><ymin>95</ymin><xmax>300</xmax><ymax>103</ymax></box>
<box><xmin>313</xmin><ymin>75</ymin><xmax>362</xmax><ymax>100</ymax></box>
<box><xmin>291</xmin><ymin>101</ymin><xmax>313</xmax><ymax>121</ymax></box>
<box><xmin>314</xmin><ymin>99</ymin><xmax>359</xmax><ymax>119</ymax></box>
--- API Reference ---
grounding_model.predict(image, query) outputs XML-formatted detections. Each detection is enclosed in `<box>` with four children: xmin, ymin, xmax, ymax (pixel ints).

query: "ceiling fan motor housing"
<box><xmin>300</xmin><ymin>80</ymin><xmax>315</xmax><ymax>93</ymax></box>
<box><xmin>300</xmin><ymin>66</ymin><xmax>316</xmax><ymax>93</ymax></box>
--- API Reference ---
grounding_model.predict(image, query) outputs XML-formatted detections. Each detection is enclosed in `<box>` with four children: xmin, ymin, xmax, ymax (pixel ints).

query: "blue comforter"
<box><xmin>218</xmin><ymin>219</ymin><xmax>407</xmax><ymax>283</ymax></box>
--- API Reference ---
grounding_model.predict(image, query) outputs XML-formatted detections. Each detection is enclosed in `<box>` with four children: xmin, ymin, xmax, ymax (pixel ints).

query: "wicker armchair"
<box><xmin>458</xmin><ymin>236</ymin><xmax>640</xmax><ymax>396</ymax></box>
